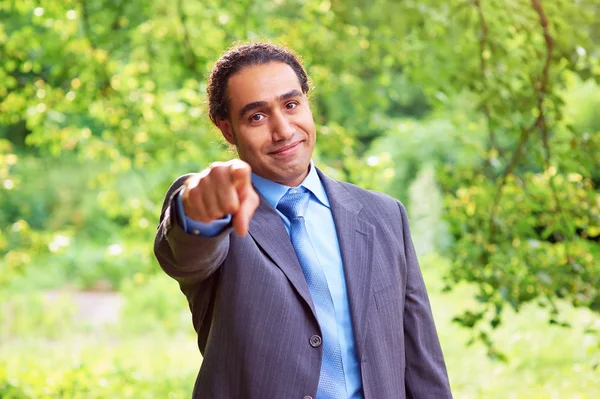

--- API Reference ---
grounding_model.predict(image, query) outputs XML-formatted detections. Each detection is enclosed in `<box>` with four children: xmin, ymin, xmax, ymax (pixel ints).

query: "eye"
<box><xmin>285</xmin><ymin>101</ymin><xmax>298</xmax><ymax>110</ymax></box>
<box><xmin>249</xmin><ymin>113</ymin><xmax>265</xmax><ymax>123</ymax></box>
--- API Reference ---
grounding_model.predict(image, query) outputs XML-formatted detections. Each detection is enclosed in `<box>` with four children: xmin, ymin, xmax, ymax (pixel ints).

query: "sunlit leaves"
<box><xmin>0</xmin><ymin>0</ymin><xmax>598</xmax><ymax>353</ymax></box>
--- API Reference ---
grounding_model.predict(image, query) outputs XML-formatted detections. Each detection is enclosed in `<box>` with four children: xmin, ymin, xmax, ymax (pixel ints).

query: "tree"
<box><xmin>1</xmin><ymin>0</ymin><xmax>598</xmax><ymax>355</ymax></box>
<box><xmin>378</xmin><ymin>0</ymin><xmax>599</xmax><ymax>354</ymax></box>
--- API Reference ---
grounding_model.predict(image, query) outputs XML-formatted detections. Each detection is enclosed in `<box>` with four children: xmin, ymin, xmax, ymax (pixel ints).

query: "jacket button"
<box><xmin>303</xmin><ymin>396</ymin><xmax>313</xmax><ymax>399</ymax></box>
<box><xmin>309</xmin><ymin>335</ymin><xmax>322</xmax><ymax>347</ymax></box>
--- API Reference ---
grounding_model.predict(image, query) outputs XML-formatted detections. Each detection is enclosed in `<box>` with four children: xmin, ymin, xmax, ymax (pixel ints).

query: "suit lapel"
<box><xmin>247</xmin><ymin>170</ymin><xmax>374</xmax><ymax>360</ymax></box>
<box><xmin>248</xmin><ymin>194</ymin><xmax>316</xmax><ymax>318</ymax></box>
<box><xmin>318</xmin><ymin>170</ymin><xmax>374</xmax><ymax>361</ymax></box>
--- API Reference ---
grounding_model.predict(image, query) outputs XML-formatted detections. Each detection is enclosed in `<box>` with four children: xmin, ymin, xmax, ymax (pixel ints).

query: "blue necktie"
<box><xmin>277</xmin><ymin>187</ymin><xmax>348</xmax><ymax>399</ymax></box>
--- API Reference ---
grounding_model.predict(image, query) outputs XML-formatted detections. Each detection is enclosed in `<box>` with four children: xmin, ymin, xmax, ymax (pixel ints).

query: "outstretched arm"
<box><xmin>153</xmin><ymin>160</ymin><xmax>259</xmax><ymax>288</ymax></box>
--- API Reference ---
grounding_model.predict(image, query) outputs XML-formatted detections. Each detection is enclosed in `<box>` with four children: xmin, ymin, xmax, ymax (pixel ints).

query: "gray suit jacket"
<box><xmin>154</xmin><ymin>169</ymin><xmax>452</xmax><ymax>399</ymax></box>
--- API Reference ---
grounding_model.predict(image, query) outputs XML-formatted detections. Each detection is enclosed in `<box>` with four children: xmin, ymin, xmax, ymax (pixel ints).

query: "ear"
<box><xmin>216</xmin><ymin>118</ymin><xmax>236</xmax><ymax>145</ymax></box>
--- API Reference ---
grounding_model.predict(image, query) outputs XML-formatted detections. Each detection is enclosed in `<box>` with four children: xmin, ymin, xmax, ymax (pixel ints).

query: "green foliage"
<box><xmin>0</xmin><ymin>292</ymin><xmax>77</xmax><ymax>340</ymax></box>
<box><xmin>376</xmin><ymin>0</ymin><xmax>600</xmax><ymax>353</ymax></box>
<box><xmin>421</xmin><ymin>253</ymin><xmax>600</xmax><ymax>397</ymax></box>
<box><xmin>0</xmin><ymin>255</ymin><xmax>598</xmax><ymax>398</ymax></box>
<box><xmin>0</xmin><ymin>337</ymin><xmax>198</xmax><ymax>399</ymax></box>
<box><xmin>0</xmin><ymin>0</ymin><xmax>429</xmax><ymax>292</ymax></box>
<box><xmin>2</xmin><ymin>1</ymin><xmax>599</xmax><ymax>397</ymax></box>
<box><xmin>1</xmin><ymin>0</ymin><xmax>599</xmax><ymax>360</ymax></box>
<box><xmin>0</xmin><ymin>276</ymin><xmax>196</xmax><ymax>397</ymax></box>
<box><xmin>118</xmin><ymin>273</ymin><xmax>191</xmax><ymax>335</ymax></box>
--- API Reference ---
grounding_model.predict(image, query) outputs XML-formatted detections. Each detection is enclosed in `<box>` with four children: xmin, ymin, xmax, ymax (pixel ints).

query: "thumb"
<box><xmin>232</xmin><ymin>184</ymin><xmax>259</xmax><ymax>236</ymax></box>
<box><xmin>229</xmin><ymin>160</ymin><xmax>256</xmax><ymax>236</ymax></box>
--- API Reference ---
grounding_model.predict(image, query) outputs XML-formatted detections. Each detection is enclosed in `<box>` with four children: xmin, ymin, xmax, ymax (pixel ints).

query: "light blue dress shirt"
<box><xmin>176</xmin><ymin>162</ymin><xmax>364</xmax><ymax>399</ymax></box>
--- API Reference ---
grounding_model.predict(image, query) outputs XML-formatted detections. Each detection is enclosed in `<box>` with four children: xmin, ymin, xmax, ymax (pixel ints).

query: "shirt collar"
<box><xmin>251</xmin><ymin>161</ymin><xmax>330</xmax><ymax>210</ymax></box>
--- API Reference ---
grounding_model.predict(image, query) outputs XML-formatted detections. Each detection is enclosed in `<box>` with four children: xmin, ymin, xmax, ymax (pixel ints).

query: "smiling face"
<box><xmin>216</xmin><ymin>62</ymin><xmax>316</xmax><ymax>187</ymax></box>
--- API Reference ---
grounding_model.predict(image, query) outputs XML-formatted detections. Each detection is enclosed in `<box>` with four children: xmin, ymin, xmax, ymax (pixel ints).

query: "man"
<box><xmin>154</xmin><ymin>42</ymin><xmax>452</xmax><ymax>399</ymax></box>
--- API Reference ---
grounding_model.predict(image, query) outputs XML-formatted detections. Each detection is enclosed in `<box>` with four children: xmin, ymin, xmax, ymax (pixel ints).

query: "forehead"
<box><xmin>226</xmin><ymin>62</ymin><xmax>303</xmax><ymax>112</ymax></box>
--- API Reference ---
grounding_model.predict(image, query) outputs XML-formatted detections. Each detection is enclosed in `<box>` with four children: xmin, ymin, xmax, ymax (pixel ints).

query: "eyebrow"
<box><xmin>238</xmin><ymin>89</ymin><xmax>303</xmax><ymax>119</ymax></box>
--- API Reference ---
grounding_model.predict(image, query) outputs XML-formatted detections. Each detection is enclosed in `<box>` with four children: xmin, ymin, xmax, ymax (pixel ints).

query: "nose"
<box><xmin>271</xmin><ymin>110</ymin><xmax>294</xmax><ymax>141</ymax></box>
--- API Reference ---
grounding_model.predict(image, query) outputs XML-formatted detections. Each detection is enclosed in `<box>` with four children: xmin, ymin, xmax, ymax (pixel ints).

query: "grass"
<box><xmin>1</xmin><ymin>334</ymin><xmax>200</xmax><ymax>398</ymax></box>
<box><xmin>1</xmin><ymin>253</ymin><xmax>598</xmax><ymax>398</ymax></box>
<box><xmin>422</xmin><ymin>253</ymin><xmax>600</xmax><ymax>398</ymax></box>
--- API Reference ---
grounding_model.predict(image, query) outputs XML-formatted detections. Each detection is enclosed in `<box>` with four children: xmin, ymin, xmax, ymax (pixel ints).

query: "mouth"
<box><xmin>269</xmin><ymin>141</ymin><xmax>303</xmax><ymax>156</ymax></box>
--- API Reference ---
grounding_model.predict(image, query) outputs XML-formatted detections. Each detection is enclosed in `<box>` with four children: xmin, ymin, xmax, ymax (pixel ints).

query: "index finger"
<box><xmin>229</xmin><ymin>160</ymin><xmax>252</xmax><ymax>191</ymax></box>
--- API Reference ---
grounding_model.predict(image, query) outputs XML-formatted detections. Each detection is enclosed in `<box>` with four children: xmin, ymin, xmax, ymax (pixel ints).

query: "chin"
<box><xmin>284</xmin><ymin>167</ymin><xmax>311</xmax><ymax>185</ymax></box>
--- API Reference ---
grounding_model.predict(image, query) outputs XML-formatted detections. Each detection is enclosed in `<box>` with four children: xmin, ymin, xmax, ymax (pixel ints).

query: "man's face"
<box><xmin>217</xmin><ymin>62</ymin><xmax>316</xmax><ymax>187</ymax></box>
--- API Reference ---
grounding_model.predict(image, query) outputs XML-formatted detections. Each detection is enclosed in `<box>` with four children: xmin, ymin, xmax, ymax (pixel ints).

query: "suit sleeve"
<box><xmin>398</xmin><ymin>201</ymin><xmax>453</xmax><ymax>398</ymax></box>
<box><xmin>153</xmin><ymin>174</ymin><xmax>233</xmax><ymax>288</ymax></box>
<box><xmin>175</xmin><ymin>190</ymin><xmax>233</xmax><ymax>237</ymax></box>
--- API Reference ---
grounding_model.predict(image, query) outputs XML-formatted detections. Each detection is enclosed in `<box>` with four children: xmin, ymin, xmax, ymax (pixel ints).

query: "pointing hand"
<box><xmin>182</xmin><ymin>160</ymin><xmax>260</xmax><ymax>236</ymax></box>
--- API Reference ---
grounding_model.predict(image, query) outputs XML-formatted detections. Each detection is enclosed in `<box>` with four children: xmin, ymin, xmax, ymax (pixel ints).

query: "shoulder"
<box><xmin>332</xmin><ymin>179</ymin><xmax>407</xmax><ymax>219</ymax></box>
<box><xmin>327</xmin><ymin>179</ymin><xmax>414</xmax><ymax>246</ymax></box>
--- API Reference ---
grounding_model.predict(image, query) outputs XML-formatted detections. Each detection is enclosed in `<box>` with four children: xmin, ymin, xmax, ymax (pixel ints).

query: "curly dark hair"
<box><xmin>207</xmin><ymin>42</ymin><xmax>310</xmax><ymax>126</ymax></box>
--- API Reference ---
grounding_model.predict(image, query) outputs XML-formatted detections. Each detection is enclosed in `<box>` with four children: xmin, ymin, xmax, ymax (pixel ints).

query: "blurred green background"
<box><xmin>1</xmin><ymin>0</ymin><xmax>599</xmax><ymax>397</ymax></box>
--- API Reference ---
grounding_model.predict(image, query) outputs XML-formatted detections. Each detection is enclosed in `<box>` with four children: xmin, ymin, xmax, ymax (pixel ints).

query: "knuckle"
<box><xmin>239</xmin><ymin>159</ymin><xmax>250</xmax><ymax>169</ymax></box>
<box><xmin>212</xmin><ymin>167</ymin><xmax>230</xmax><ymax>182</ymax></box>
<box><xmin>184</xmin><ymin>174</ymin><xmax>201</xmax><ymax>191</ymax></box>
<box><xmin>209</xmin><ymin>161</ymin><xmax>225</xmax><ymax>169</ymax></box>
<box><xmin>206</xmin><ymin>163</ymin><xmax>223</xmax><ymax>176</ymax></box>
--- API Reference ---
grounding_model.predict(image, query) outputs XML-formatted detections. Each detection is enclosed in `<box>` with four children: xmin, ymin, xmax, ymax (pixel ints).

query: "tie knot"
<box><xmin>277</xmin><ymin>187</ymin><xmax>310</xmax><ymax>220</ymax></box>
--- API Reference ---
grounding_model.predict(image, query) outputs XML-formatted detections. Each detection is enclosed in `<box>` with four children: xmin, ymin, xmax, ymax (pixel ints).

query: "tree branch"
<box><xmin>473</xmin><ymin>0</ymin><xmax>498</xmax><ymax>170</ymax></box>
<box><xmin>488</xmin><ymin>118</ymin><xmax>540</xmax><ymax>242</ymax></box>
<box><xmin>450</xmin><ymin>0</ymin><xmax>473</xmax><ymax>18</ymax></box>
<box><xmin>79</xmin><ymin>0</ymin><xmax>111</xmax><ymax>96</ymax></box>
<box><xmin>176</xmin><ymin>0</ymin><xmax>199</xmax><ymax>75</ymax></box>
<box><xmin>79</xmin><ymin>0</ymin><xmax>93</xmax><ymax>47</ymax></box>
<box><xmin>531</xmin><ymin>0</ymin><xmax>552</xmax><ymax>99</ymax></box>
<box><xmin>488</xmin><ymin>0</ymin><xmax>560</xmax><ymax>246</ymax></box>
<box><xmin>531</xmin><ymin>0</ymin><xmax>572</xmax><ymax>261</ymax></box>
